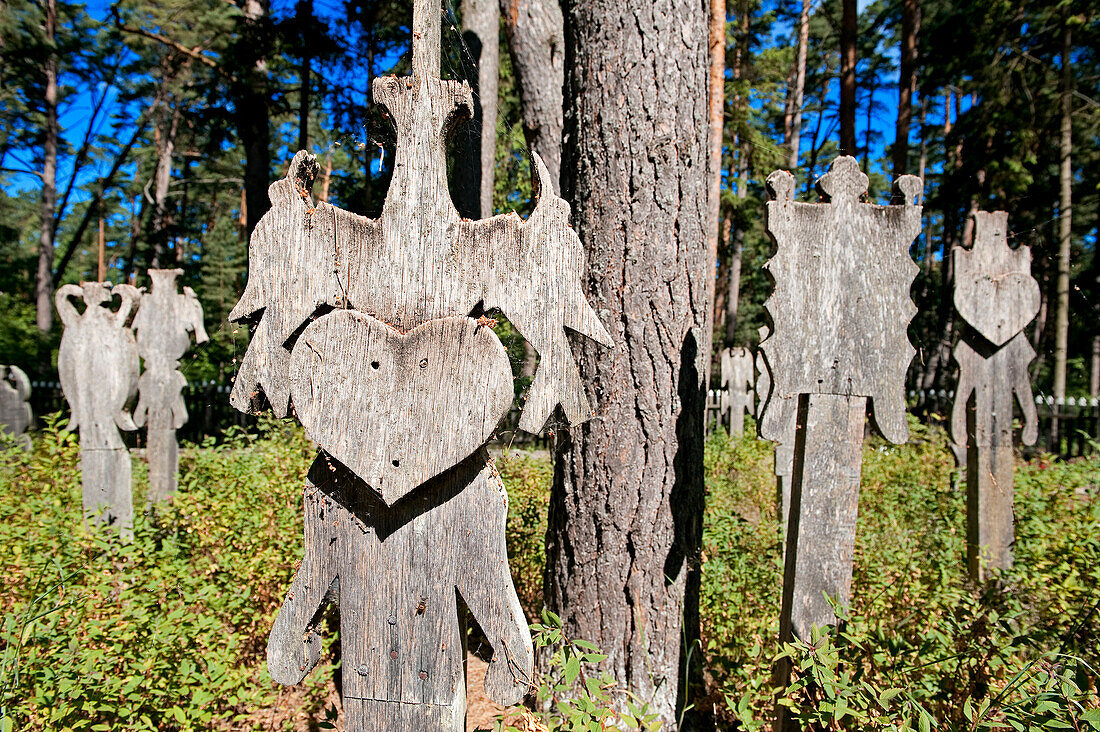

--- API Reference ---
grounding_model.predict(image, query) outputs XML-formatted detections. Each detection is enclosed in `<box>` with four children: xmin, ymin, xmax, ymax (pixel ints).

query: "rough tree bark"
<box><xmin>234</xmin><ymin>0</ymin><xmax>271</xmax><ymax>237</ymax></box>
<box><xmin>891</xmin><ymin>0</ymin><xmax>919</xmax><ymax>199</ymax></box>
<box><xmin>500</xmin><ymin>0</ymin><xmax>564</xmax><ymax>190</ymax></box>
<box><xmin>455</xmin><ymin>0</ymin><xmax>499</xmax><ymax>218</ymax></box>
<box><xmin>547</xmin><ymin>0</ymin><xmax>711</xmax><ymax>726</ymax></box>
<box><xmin>35</xmin><ymin>0</ymin><xmax>58</xmax><ymax>332</ymax></box>
<box><xmin>839</xmin><ymin>0</ymin><xmax>857</xmax><ymax>155</ymax></box>
<box><xmin>1052</xmin><ymin>21</ymin><xmax>1072</xmax><ymax>401</ymax></box>
<box><xmin>784</xmin><ymin>0</ymin><xmax>809</xmax><ymax>169</ymax></box>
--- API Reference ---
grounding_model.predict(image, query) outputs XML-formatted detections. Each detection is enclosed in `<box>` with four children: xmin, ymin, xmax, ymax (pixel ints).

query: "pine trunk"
<box><xmin>500</xmin><ymin>0</ymin><xmax>564</xmax><ymax>191</ymax></box>
<box><xmin>297</xmin><ymin>0</ymin><xmax>313</xmax><ymax>152</ymax></box>
<box><xmin>455</xmin><ymin>0</ymin><xmax>500</xmax><ymax>218</ymax></box>
<box><xmin>548</xmin><ymin>0</ymin><xmax>711</xmax><ymax>725</ymax></box>
<box><xmin>839</xmin><ymin>0</ymin><xmax>857</xmax><ymax>155</ymax></box>
<box><xmin>35</xmin><ymin>0</ymin><xmax>58</xmax><ymax>332</ymax></box>
<box><xmin>785</xmin><ymin>0</ymin><xmax>809</xmax><ymax>169</ymax></box>
<box><xmin>891</xmin><ymin>0</ymin><xmax>919</xmax><ymax>197</ymax></box>
<box><xmin>235</xmin><ymin>0</ymin><xmax>271</xmax><ymax>237</ymax></box>
<box><xmin>1052</xmin><ymin>22</ymin><xmax>1072</xmax><ymax>400</ymax></box>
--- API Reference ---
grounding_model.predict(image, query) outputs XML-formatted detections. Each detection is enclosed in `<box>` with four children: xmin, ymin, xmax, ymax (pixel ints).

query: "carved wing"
<box><xmin>467</xmin><ymin>153</ymin><xmax>612</xmax><ymax>433</ymax></box>
<box><xmin>182</xmin><ymin>286</ymin><xmax>210</xmax><ymax>345</ymax></box>
<box><xmin>229</xmin><ymin>152</ymin><xmax>362</xmax><ymax>416</ymax></box>
<box><xmin>55</xmin><ymin>284</ymin><xmax>86</xmax><ymax>432</ymax></box>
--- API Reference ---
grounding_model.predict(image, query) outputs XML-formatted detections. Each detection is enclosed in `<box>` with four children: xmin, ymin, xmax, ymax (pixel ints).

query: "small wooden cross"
<box><xmin>56</xmin><ymin>281</ymin><xmax>142</xmax><ymax>538</ymax></box>
<box><xmin>132</xmin><ymin>269</ymin><xmax>209</xmax><ymax>502</ymax></box>
<box><xmin>950</xmin><ymin>211</ymin><xmax>1038</xmax><ymax>580</ymax></box>
<box><xmin>228</xmin><ymin>1</ymin><xmax>610</xmax><ymax>728</ymax></box>
<box><xmin>760</xmin><ymin>157</ymin><xmax>921</xmax><ymax>715</ymax></box>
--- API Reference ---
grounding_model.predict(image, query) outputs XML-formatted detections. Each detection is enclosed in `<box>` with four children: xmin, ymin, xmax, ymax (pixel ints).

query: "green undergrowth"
<box><xmin>1</xmin><ymin>415</ymin><xmax>1097</xmax><ymax>730</ymax></box>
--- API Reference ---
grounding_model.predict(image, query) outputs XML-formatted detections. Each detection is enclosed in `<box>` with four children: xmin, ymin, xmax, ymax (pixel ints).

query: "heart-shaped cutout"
<box><xmin>954</xmin><ymin>273</ymin><xmax>1040</xmax><ymax>347</ymax></box>
<box><xmin>290</xmin><ymin>312</ymin><xmax>512</xmax><ymax>504</ymax></box>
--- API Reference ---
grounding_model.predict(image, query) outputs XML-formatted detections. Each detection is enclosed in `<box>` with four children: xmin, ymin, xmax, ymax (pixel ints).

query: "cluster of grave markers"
<box><xmin>55</xmin><ymin>269</ymin><xmax>207</xmax><ymax>537</ymax></box>
<box><xmin>30</xmin><ymin>1</ymin><xmax>1044</xmax><ymax>726</ymax></box>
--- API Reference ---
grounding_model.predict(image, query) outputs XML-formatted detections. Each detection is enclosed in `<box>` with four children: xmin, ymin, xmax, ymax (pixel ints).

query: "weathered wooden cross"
<box><xmin>720</xmin><ymin>346</ymin><xmax>754</xmax><ymax>436</ymax></box>
<box><xmin>132</xmin><ymin>269</ymin><xmax>209</xmax><ymax>502</ymax></box>
<box><xmin>755</xmin><ymin>326</ymin><xmax>798</xmax><ymax>531</ymax></box>
<box><xmin>951</xmin><ymin>210</ymin><xmax>1038</xmax><ymax>581</ymax></box>
<box><xmin>0</xmin><ymin>365</ymin><xmax>32</xmax><ymax>450</ymax></box>
<box><xmin>760</xmin><ymin>156</ymin><xmax>921</xmax><ymax>649</ymax></box>
<box><xmin>227</xmin><ymin>1</ymin><xmax>611</xmax><ymax>727</ymax></box>
<box><xmin>56</xmin><ymin>282</ymin><xmax>142</xmax><ymax>537</ymax></box>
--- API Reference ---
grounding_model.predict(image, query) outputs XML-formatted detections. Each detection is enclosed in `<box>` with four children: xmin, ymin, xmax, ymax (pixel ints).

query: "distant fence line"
<box><xmin>28</xmin><ymin>380</ymin><xmax>551</xmax><ymax>450</ymax></box>
<box><xmin>704</xmin><ymin>388</ymin><xmax>1099</xmax><ymax>459</ymax></box>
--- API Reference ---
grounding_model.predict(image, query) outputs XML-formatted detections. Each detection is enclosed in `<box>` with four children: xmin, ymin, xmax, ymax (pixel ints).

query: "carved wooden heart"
<box><xmin>954</xmin><ymin>273</ymin><xmax>1040</xmax><ymax>347</ymax></box>
<box><xmin>289</xmin><ymin>312</ymin><xmax>512</xmax><ymax>504</ymax></box>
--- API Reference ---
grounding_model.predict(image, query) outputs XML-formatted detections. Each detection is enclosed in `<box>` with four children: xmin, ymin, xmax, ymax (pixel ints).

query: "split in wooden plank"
<box><xmin>56</xmin><ymin>281</ymin><xmax>142</xmax><ymax>537</ymax></box>
<box><xmin>950</xmin><ymin>211</ymin><xmax>1039</xmax><ymax>581</ymax></box>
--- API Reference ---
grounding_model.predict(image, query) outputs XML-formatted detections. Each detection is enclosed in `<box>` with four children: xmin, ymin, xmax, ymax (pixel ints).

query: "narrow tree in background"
<box><xmin>891</xmin><ymin>0</ymin><xmax>919</xmax><ymax>199</ymax></box>
<box><xmin>708</xmin><ymin>0</ymin><xmax>725</xmax><ymax>351</ymax></box>
<box><xmin>233</xmin><ymin>0</ymin><xmax>271</xmax><ymax>236</ymax></box>
<box><xmin>1052</xmin><ymin>20</ymin><xmax>1072</xmax><ymax>401</ymax></box>
<box><xmin>547</xmin><ymin>0</ymin><xmax>711</xmax><ymax>726</ymax></box>
<box><xmin>455</xmin><ymin>0</ymin><xmax>499</xmax><ymax>218</ymax></box>
<box><xmin>784</xmin><ymin>0</ymin><xmax>809</xmax><ymax>169</ymax></box>
<box><xmin>839</xmin><ymin>0</ymin><xmax>857</xmax><ymax>155</ymax></box>
<box><xmin>35</xmin><ymin>0</ymin><xmax>58</xmax><ymax>332</ymax></box>
<box><xmin>500</xmin><ymin>0</ymin><xmax>564</xmax><ymax>189</ymax></box>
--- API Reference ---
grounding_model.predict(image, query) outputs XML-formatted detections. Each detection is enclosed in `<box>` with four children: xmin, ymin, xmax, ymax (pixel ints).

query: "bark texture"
<box><xmin>35</xmin><ymin>0</ymin><xmax>58</xmax><ymax>333</ymax></box>
<box><xmin>1052</xmin><ymin>22</ymin><xmax>1072</xmax><ymax>401</ymax></box>
<box><xmin>500</xmin><ymin>0</ymin><xmax>565</xmax><ymax>190</ymax></box>
<box><xmin>548</xmin><ymin>0</ymin><xmax>711</xmax><ymax>726</ymax></box>
<box><xmin>455</xmin><ymin>0</ymin><xmax>500</xmax><ymax>218</ymax></box>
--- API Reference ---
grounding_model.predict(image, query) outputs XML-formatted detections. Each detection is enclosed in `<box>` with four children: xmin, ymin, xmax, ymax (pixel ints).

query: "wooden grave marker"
<box><xmin>720</xmin><ymin>346</ymin><xmax>754</xmax><ymax>436</ymax></box>
<box><xmin>132</xmin><ymin>269</ymin><xmax>209</xmax><ymax>502</ymax></box>
<box><xmin>951</xmin><ymin>210</ymin><xmax>1038</xmax><ymax>581</ymax></box>
<box><xmin>755</xmin><ymin>327</ymin><xmax>797</xmax><ymax>530</ymax></box>
<box><xmin>0</xmin><ymin>365</ymin><xmax>32</xmax><ymax>450</ymax></box>
<box><xmin>56</xmin><ymin>282</ymin><xmax>142</xmax><ymax>537</ymax></box>
<box><xmin>227</xmin><ymin>0</ymin><xmax>611</xmax><ymax>726</ymax></box>
<box><xmin>760</xmin><ymin>157</ymin><xmax>921</xmax><ymax>698</ymax></box>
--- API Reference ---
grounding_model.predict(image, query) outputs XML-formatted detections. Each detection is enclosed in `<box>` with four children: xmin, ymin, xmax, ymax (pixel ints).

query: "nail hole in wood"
<box><xmin>371</xmin><ymin>361</ymin><xmax>380</xmax><ymax>370</ymax></box>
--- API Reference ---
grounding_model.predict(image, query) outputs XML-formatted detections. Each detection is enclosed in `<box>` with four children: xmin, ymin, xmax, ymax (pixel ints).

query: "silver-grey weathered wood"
<box><xmin>951</xmin><ymin>211</ymin><xmax>1039</xmax><ymax>580</ymax></box>
<box><xmin>0</xmin><ymin>365</ymin><xmax>32</xmax><ymax>450</ymax></box>
<box><xmin>762</xmin><ymin>156</ymin><xmax>921</xmax><ymax>643</ymax></box>
<box><xmin>132</xmin><ymin>269</ymin><xmax>209</xmax><ymax>502</ymax></box>
<box><xmin>755</xmin><ymin>328</ymin><xmax>797</xmax><ymax>531</ymax></box>
<box><xmin>56</xmin><ymin>282</ymin><xmax>142</xmax><ymax>537</ymax></box>
<box><xmin>228</xmin><ymin>0</ymin><xmax>610</xmax><ymax>725</ymax></box>
<box><xmin>720</xmin><ymin>346</ymin><xmax>754</xmax><ymax>436</ymax></box>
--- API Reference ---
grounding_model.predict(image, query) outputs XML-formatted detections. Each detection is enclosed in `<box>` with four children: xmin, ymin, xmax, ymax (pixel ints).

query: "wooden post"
<box><xmin>227</xmin><ymin>0</ymin><xmax>612</xmax><ymax>726</ymax></box>
<box><xmin>56</xmin><ymin>281</ymin><xmax>142</xmax><ymax>538</ymax></box>
<box><xmin>720</xmin><ymin>346</ymin><xmax>754</xmax><ymax>436</ymax></box>
<box><xmin>760</xmin><ymin>157</ymin><xmax>921</xmax><ymax>729</ymax></box>
<box><xmin>951</xmin><ymin>211</ymin><xmax>1039</xmax><ymax>581</ymax></box>
<box><xmin>0</xmin><ymin>365</ymin><xmax>33</xmax><ymax>450</ymax></box>
<box><xmin>131</xmin><ymin>269</ymin><xmax>209</xmax><ymax>502</ymax></box>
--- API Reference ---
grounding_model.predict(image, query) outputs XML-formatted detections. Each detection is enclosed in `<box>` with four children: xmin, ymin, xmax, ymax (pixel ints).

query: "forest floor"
<box><xmin>0</xmin><ymin>416</ymin><xmax>1097</xmax><ymax>730</ymax></box>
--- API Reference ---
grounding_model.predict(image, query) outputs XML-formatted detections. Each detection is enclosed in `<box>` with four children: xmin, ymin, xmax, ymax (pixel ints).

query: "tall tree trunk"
<box><xmin>549</xmin><ymin>0</ymin><xmax>711</xmax><ymax>725</ymax></box>
<box><xmin>150</xmin><ymin>97</ymin><xmax>181</xmax><ymax>270</ymax></box>
<box><xmin>1052</xmin><ymin>22</ymin><xmax>1072</xmax><ymax>400</ymax></box>
<box><xmin>500</xmin><ymin>0</ymin><xmax>564</xmax><ymax>191</ymax></box>
<box><xmin>891</xmin><ymin>0</ymin><xmax>919</xmax><ymax>197</ymax></box>
<box><xmin>297</xmin><ymin>0</ymin><xmax>313</xmax><ymax>151</ymax></box>
<box><xmin>455</xmin><ymin>0</ymin><xmax>500</xmax><ymax>218</ymax></box>
<box><xmin>707</xmin><ymin>0</ymin><xmax>724</xmax><ymax>365</ymax></box>
<box><xmin>35</xmin><ymin>0</ymin><xmax>58</xmax><ymax>331</ymax></box>
<box><xmin>838</xmin><ymin>0</ymin><xmax>857</xmax><ymax>155</ymax></box>
<box><xmin>235</xmin><ymin>0</ymin><xmax>271</xmax><ymax>237</ymax></box>
<box><xmin>726</xmin><ymin>144</ymin><xmax>746</xmax><ymax>349</ymax></box>
<box><xmin>784</xmin><ymin>0</ymin><xmax>809</xmax><ymax>169</ymax></box>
